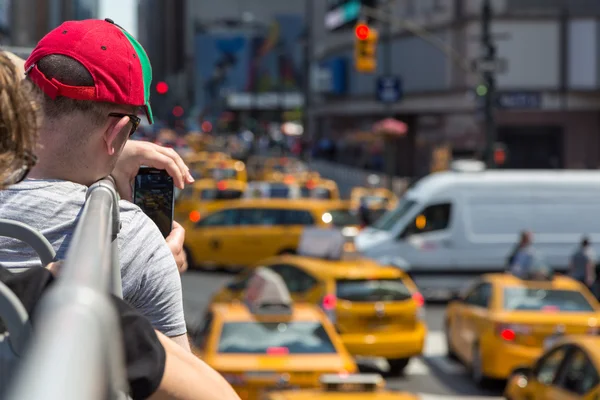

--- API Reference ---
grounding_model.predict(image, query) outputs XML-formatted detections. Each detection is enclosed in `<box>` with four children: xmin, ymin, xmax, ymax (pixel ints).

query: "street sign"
<box><xmin>376</xmin><ymin>76</ymin><xmax>403</xmax><ymax>103</ymax></box>
<box><xmin>471</xmin><ymin>58</ymin><xmax>508</xmax><ymax>74</ymax></box>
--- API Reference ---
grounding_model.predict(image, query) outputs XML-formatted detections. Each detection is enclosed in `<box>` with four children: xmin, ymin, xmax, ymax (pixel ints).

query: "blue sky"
<box><xmin>99</xmin><ymin>0</ymin><xmax>137</xmax><ymax>36</ymax></box>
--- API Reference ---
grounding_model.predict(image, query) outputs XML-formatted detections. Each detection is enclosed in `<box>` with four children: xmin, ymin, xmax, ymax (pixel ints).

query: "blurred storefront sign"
<box><xmin>314</xmin><ymin>57</ymin><xmax>348</xmax><ymax>95</ymax></box>
<box><xmin>496</xmin><ymin>91</ymin><xmax>542</xmax><ymax>109</ymax></box>
<box><xmin>226</xmin><ymin>92</ymin><xmax>304</xmax><ymax>110</ymax></box>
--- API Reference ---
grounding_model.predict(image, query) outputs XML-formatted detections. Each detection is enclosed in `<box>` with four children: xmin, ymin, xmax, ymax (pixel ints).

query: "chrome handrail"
<box><xmin>6</xmin><ymin>177</ymin><xmax>128</xmax><ymax>399</ymax></box>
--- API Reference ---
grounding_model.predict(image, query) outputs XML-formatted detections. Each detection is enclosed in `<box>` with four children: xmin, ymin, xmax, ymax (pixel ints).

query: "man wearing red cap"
<box><xmin>0</xmin><ymin>19</ymin><xmax>191</xmax><ymax>350</ymax></box>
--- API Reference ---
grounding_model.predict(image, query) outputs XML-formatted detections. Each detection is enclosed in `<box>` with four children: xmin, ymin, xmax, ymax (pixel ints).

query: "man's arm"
<box><xmin>169</xmin><ymin>333</ymin><xmax>191</xmax><ymax>352</ymax></box>
<box><xmin>120</xmin><ymin>207</ymin><xmax>189</xmax><ymax>351</ymax></box>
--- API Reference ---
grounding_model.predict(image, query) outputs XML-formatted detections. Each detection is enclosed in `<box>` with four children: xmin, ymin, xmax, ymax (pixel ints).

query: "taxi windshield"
<box><xmin>302</xmin><ymin>187</ymin><xmax>332</xmax><ymax>199</ymax></box>
<box><xmin>199</xmin><ymin>189</ymin><xmax>242</xmax><ymax>200</ymax></box>
<box><xmin>217</xmin><ymin>321</ymin><xmax>337</xmax><ymax>354</ymax></box>
<box><xmin>371</xmin><ymin>198</ymin><xmax>416</xmax><ymax>231</ymax></box>
<box><xmin>503</xmin><ymin>287</ymin><xmax>595</xmax><ymax>312</ymax></box>
<box><xmin>336</xmin><ymin>279</ymin><xmax>412</xmax><ymax>302</ymax></box>
<box><xmin>326</xmin><ymin>209</ymin><xmax>360</xmax><ymax>227</ymax></box>
<box><xmin>208</xmin><ymin>168</ymin><xmax>237</xmax><ymax>180</ymax></box>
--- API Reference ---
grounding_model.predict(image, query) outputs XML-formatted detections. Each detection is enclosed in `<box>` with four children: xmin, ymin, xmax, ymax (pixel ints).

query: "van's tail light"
<box><xmin>321</xmin><ymin>294</ymin><xmax>337</xmax><ymax>323</ymax></box>
<box><xmin>496</xmin><ymin>323</ymin><xmax>531</xmax><ymax>341</ymax></box>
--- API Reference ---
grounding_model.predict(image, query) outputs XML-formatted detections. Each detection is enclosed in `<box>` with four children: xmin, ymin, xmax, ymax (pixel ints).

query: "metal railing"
<box><xmin>6</xmin><ymin>177</ymin><xmax>128</xmax><ymax>400</ymax></box>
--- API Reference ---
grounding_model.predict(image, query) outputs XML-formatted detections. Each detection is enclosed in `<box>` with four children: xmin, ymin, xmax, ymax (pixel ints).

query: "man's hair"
<box><xmin>28</xmin><ymin>54</ymin><xmax>113</xmax><ymax>127</ymax></box>
<box><xmin>0</xmin><ymin>51</ymin><xmax>40</xmax><ymax>189</ymax></box>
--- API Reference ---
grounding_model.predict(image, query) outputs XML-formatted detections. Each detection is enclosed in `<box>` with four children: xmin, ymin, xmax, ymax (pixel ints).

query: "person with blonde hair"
<box><xmin>0</xmin><ymin>50</ymin><xmax>239</xmax><ymax>400</ymax></box>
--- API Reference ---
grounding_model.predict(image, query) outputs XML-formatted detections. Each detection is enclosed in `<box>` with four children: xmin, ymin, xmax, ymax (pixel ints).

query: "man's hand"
<box><xmin>45</xmin><ymin>261</ymin><xmax>63</xmax><ymax>277</ymax></box>
<box><xmin>112</xmin><ymin>141</ymin><xmax>194</xmax><ymax>201</ymax></box>
<box><xmin>166</xmin><ymin>221</ymin><xmax>187</xmax><ymax>274</ymax></box>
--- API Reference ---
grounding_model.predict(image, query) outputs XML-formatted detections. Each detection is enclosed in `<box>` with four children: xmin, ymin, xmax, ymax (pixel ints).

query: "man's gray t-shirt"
<box><xmin>0</xmin><ymin>179</ymin><xmax>186</xmax><ymax>337</ymax></box>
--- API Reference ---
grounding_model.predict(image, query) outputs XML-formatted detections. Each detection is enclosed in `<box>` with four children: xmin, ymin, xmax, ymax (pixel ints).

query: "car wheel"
<box><xmin>471</xmin><ymin>344</ymin><xmax>490</xmax><ymax>387</ymax></box>
<box><xmin>445</xmin><ymin>321</ymin><xmax>458</xmax><ymax>361</ymax></box>
<box><xmin>387</xmin><ymin>358</ymin><xmax>410</xmax><ymax>376</ymax></box>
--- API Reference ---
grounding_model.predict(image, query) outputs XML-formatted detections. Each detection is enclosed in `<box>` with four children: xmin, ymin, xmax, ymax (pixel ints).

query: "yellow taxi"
<box><xmin>265</xmin><ymin>374</ymin><xmax>418</xmax><ymax>400</ymax></box>
<box><xmin>184</xmin><ymin>151</ymin><xmax>230</xmax><ymax>178</ymax></box>
<box><xmin>204</xmin><ymin>159</ymin><xmax>248</xmax><ymax>183</ymax></box>
<box><xmin>350</xmin><ymin>187</ymin><xmax>398</xmax><ymax>211</ymax></box>
<box><xmin>244</xmin><ymin>181</ymin><xmax>302</xmax><ymax>199</ymax></box>
<box><xmin>191</xmin><ymin>268</ymin><xmax>357</xmax><ymax>400</ymax></box>
<box><xmin>299</xmin><ymin>178</ymin><xmax>340</xmax><ymax>200</ymax></box>
<box><xmin>261</xmin><ymin>157</ymin><xmax>307</xmax><ymax>181</ymax></box>
<box><xmin>445</xmin><ymin>273</ymin><xmax>600</xmax><ymax>386</ymax></box>
<box><xmin>211</xmin><ymin>233</ymin><xmax>426</xmax><ymax>375</ymax></box>
<box><xmin>505</xmin><ymin>335</ymin><xmax>600</xmax><ymax>400</ymax></box>
<box><xmin>181</xmin><ymin>199</ymin><xmax>336</xmax><ymax>271</ymax></box>
<box><xmin>174</xmin><ymin>178</ymin><xmax>246</xmax><ymax>222</ymax></box>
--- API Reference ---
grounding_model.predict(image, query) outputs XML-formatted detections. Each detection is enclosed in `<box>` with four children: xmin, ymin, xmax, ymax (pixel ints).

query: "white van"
<box><xmin>355</xmin><ymin>162</ymin><xmax>600</xmax><ymax>298</ymax></box>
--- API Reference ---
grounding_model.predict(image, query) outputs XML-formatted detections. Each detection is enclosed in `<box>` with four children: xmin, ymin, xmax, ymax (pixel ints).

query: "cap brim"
<box><xmin>143</xmin><ymin>103</ymin><xmax>154</xmax><ymax>124</ymax></box>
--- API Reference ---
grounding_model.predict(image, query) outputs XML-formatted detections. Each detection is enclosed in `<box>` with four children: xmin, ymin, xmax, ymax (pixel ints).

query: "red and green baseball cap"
<box><xmin>25</xmin><ymin>18</ymin><xmax>154</xmax><ymax>124</ymax></box>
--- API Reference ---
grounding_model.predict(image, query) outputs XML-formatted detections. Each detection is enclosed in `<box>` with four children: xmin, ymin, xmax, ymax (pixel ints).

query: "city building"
<box><xmin>311</xmin><ymin>0</ymin><xmax>600</xmax><ymax>176</ymax></box>
<box><xmin>139</xmin><ymin>0</ymin><xmax>308</xmax><ymax>129</ymax></box>
<box><xmin>2</xmin><ymin>0</ymin><xmax>99</xmax><ymax>48</ymax></box>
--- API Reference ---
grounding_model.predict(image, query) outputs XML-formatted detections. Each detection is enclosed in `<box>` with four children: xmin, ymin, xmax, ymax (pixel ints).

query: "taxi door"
<box><xmin>518</xmin><ymin>345</ymin><xmax>572</xmax><ymax>400</ymax></box>
<box><xmin>545</xmin><ymin>347</ymin><xmax>600</xmax><ymax>400</ymax></box>
<box><xmin>235</xmin><ymin>208</ymin><xmax>292</xmax><ymax>264</ymax></box>
<box><xmin>457</xmin><ymin>282</ymin><xmax>492</xmax><ymax>364</ymax></box>
<box><xmin>174</xmin><ymin>186</ymin><xmax>197</xmax><ymax>221</ymax></box>
<box><xmin>187</xmin><ymin>208</ymin><xmax>246</xmax><ymax>267</ymax></box>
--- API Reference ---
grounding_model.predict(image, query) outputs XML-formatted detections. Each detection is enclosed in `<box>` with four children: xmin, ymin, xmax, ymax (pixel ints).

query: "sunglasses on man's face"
<box><xmin>108</xmin><ymin>112</ymin><xmax>141</xmax><ymax>137</ymax></box>
<box><xmin>4</xmin><ymin>151</ymin><xmax>37</xmax><ymax>186</ymax></box>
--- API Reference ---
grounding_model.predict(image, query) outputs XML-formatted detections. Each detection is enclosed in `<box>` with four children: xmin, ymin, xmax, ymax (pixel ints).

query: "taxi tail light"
<box><xmin>496</xmin><ymin>323</ymin><xmax>531</xmax><ymax>341</ymax></box>
<box><xmin>217</xmin><ymin>181</ymin><xmax>227</xmax><ymax>191</ymax></box>
<box><xmin>321</xmin><ymin>294</ymin><xmax>337</xmax><ymax>323</ymax></box>
<box><xmin>189</xmin><ymin>210</ymin><xmax>201</xmax><ymax>223</ymax></box>
<box><xmin>412</xmin><ymin>292</ymin><xmax>425</xmax><ymax>320</ymax></box>
<box><xmin>412</xmin><ymin>292</ymin><xmax>425</xmax><ymax>307</ymax></box>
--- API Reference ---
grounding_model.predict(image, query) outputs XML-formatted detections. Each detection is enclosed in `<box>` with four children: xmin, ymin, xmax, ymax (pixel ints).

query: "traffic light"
<box><xmin>156</xmin><ymin>81</ymin><xmax>169</xmax><ymax>94</ymax></box>
<box><xmin>354</xmin><ymin>23</ymin><xmax>378</xmax><ymax>73</ymax></box>
<box><xmin>493</xmin><ymin>142</ymin><xmax>507</xmax><ymax>167</ymax></box>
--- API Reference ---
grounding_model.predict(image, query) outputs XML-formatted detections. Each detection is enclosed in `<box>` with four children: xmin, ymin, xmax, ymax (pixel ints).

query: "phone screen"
<box><xmin>133</xmin><ymin>167</ymin><xmax>174</xmax><ymax>238</ymax></box>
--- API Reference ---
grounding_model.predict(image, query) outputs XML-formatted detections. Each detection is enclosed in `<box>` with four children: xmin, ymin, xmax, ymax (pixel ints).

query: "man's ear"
<box><xmin>103</xmin><ymin>115</ymin><xmax>130</xmax><ymax>155</ymax></box>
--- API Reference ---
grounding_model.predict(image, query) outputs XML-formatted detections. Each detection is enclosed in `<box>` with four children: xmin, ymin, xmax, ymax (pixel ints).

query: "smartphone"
<box><xmin>133</xmin><ymin>167</ymin><xmax>174</xmax><ymax>238</ymax></box>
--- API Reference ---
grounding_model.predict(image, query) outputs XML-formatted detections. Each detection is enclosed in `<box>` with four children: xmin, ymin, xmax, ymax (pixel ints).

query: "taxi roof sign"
<box><xmin>298</xmin><ymin>228</ymin><xmax>345</xmax><ymax>260</ymax></box>
<box><xmin>320</xmin><ymin>374</ymin><xmax>384</xmax><ymax>392</ymax></box>
<box><xmin>244</xmin><ymin>268</ymin><xmax>293</xmax><ymax>315</ymax></box>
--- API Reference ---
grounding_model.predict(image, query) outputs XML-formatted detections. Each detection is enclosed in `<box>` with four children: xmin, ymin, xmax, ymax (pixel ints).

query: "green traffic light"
<box><xmin>476</xmin><ymin>85</ymin><xmax>488</xmax><ymax>96</ymax></box>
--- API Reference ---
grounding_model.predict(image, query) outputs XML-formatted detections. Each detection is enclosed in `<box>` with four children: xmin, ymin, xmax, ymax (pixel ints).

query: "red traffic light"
<box><xmin>355</xmin><ymin>24</ymin><xmax>370</xmax><ymax>40</ymax></box>
<box><xmin>494</xmin><ymin>147</ymin><xmax>506</xmax><ymax>165</ymax></box>
<box><xmin>156</xmin><ymin>81</ymin><xmax>169</xmax><ymax>94</ymax></box>
<box><xmin>172</xmin><ymin>106</ymin><xmax>184</xmax><ymax>118</ymax></box>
